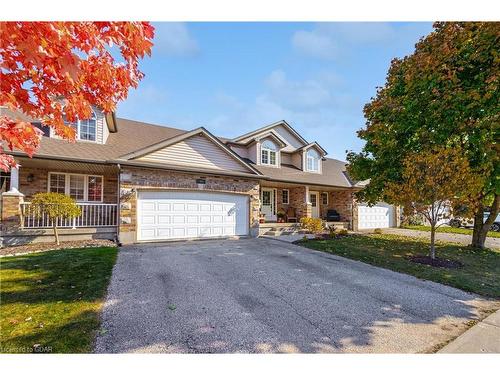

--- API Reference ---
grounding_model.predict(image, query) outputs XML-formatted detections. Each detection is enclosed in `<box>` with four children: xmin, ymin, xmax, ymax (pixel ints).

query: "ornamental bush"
<box><xmin>300</xmin><ymin>217</ymin><xmax>324</xmax><ymax>234</ymax></box>
<box><xmin>31</xmin><ymin>192</ymin><xmax>81</xmax><ymax>245</ymax></box>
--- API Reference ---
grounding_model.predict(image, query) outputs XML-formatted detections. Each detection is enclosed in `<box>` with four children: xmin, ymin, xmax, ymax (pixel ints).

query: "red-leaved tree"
<box><xmin>0</xmin><ymin>21</ymin><xmax>154</xmax><ymax>171</ymax></box>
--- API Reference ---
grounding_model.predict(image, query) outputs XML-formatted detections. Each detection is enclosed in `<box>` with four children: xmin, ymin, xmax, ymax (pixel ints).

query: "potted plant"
<box><xmin>259</xmin><ymin>213</ymin><xmax>266</xmax><ymax>223</ymax></box>
<box><xmin>277</xmin><ymin>210</ymin><xmax>286</xmax><ymax>223</ymax></box>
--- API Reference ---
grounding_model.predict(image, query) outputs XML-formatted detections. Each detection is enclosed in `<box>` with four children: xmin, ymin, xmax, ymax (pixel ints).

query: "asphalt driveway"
<box><xmin>95</xmin><ymin>238</ymin><xmax>497</xmax><ymax>353</ymax></box>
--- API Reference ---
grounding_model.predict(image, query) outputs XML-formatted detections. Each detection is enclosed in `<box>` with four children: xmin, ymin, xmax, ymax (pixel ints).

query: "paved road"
<box><xmin>380</xmin><ymin>228</ymin><xmax>500</xmax><ymax>249</ymax></box>
<box><xmin>95</xmin><ymin>238</ymin><xmax>497</xmax><ymax>353</ymax></box>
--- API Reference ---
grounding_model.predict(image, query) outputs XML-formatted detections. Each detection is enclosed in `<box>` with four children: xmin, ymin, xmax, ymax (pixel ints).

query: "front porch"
<box><xmin>258</xmin><ymin>181</ymin><xmax>355</xmax><ymax>230</ymax></box>
<box><xmin>1</xmin><ymin>157</ymin><xmax>119</xmax><ymax>246</ymax></box>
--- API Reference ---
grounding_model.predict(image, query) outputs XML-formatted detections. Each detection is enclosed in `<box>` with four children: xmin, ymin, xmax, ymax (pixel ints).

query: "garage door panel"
<box><xmin>157</xmin><ymin>203</ymin><xmax>171</xmax><ymax>211</ymax></box>
<box><xmin>157</xmin><ymin>215</ymin><xmax>171</xmax><ymax>224</ymax></box>
<box><xmin>141</xmin><ymin>215</ymin><xmax>156</xmax><ymax>225</ymax></box>
<box><xmin>137</xmin><ymin>191</ymin><xmax>249</xmax><ymax>241</ymax></box>
<box><xmin>141</xmin><ymin>201</ymin><xmax>155</xmax><ymax>211</ymax></box>
<box><xmin>358</xmin><ymin>202</ymin><xmax>394</xmax><ymax>229</ymax></box>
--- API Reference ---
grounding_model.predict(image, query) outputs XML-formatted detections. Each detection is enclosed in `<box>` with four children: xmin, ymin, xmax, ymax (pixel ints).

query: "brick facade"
<box><xmin>19</xmin><ymin>167</ymin><xmax>118</xmax><ymax>203</ymax></box>
<box><xmin>329</xmin><ymin>190</ymin><xmax>358</xmax><ymax>230</ymax></box>
<box><xmin>119</xmin><ymin>167</ymin><xmax>261</xmax><ymax>244</ymax></box>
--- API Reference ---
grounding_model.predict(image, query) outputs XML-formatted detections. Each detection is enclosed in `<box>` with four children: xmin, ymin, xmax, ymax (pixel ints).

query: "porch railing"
<box><xmin>20</xmin><ymin>202</ymin><xmax>118</xmax><ymax>228</ymax></box>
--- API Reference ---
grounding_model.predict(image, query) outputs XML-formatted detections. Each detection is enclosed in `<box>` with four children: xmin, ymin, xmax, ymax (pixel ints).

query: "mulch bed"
<box><xmin>408</xmin><ymin>255</ymin><xmax>463</xmax><ymax>269</ymax></box>
<box><xmin>0</xmin><ymin>239</ymin><xmax>117</xmax><ymax>257</ymax></box>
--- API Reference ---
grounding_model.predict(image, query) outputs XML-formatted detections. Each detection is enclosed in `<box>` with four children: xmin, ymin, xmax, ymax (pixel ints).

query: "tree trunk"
<box><xmin>430</xmin><ymin>224</ymin><xmax>436</xmax><ymax>259</ymax></box>
<box><xmin>53</xmin><ymin>220</ymin><xmax>60</xmax><ymax>245</ymax></box>
<box><xmin>471</xmin><ymin>194</ymin><xmax>499</xmax><ymax>249</ymax></box>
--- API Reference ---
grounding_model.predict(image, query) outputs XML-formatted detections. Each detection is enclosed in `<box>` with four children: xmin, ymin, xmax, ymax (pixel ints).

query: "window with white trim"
<box><xmin>321</xmin><ymin>192</ymin><xmax>328</xmax><ymax>205</ymax></box>
<box><xmin>63</xmin><ymin>110</ymin><xmax>97</xmax><ymax>141</ymax></box>
<box><xmin>282</xmin><ymin>189</ymin><xmax>289</xmax><ymax>204</ymax></box>
<box><xmin>261</xmin><ymin>140</ymin><xmax>278</xmax><ymax>166</ymax></box>
<box><xmin>306</xmin><ymin>149</ymin><xmax>320</xmax><ymax>172</ymax></box>
<box><xmin>48</xmin><ymin>173</ymin><xmax>103</xmax><ymax>202</ymax></box>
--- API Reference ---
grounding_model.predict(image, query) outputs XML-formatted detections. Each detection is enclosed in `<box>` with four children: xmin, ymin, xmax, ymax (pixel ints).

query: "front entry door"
<box><xmin>310</xmin><ymin>191</ymin><xmax>320</xmax><ymax>218</ymax></box>
<box><xmin>261</xmin><ymin>188</ymin><xmax>276</xmax><ymax>221</ymax></box>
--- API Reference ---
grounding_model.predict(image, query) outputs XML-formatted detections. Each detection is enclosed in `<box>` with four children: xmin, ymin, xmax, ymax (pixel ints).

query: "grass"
<box><xmin>402</xmin><ymin>224</ymin><xmax>500</xmax><ymax>238</ymax></box>
<box><xmin>299</xmin><ymin>234</ymin><xmax>500</xmax><ymax>298</ymax></box>
<box><xmin>0</xmin><ymin>246</ymin><xmax>118</xmax><ymax>353</ymax></box>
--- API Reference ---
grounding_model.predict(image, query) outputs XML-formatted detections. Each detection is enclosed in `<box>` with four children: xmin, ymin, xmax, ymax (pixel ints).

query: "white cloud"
<box><xmin>206</xmin><ymin>69</ymin><xmax>362</xmax><ymax>159</ymax></box>
<box><xmin>291</xmin><ymin>30</ymin><xmax>339</xmax><ymax>60</ymax></box>
<box><xmin>292</xmin><ymin>22</ymin><xmax>395</xmax><ymax>60</ymax></box>
<box><xmin>152</xmin><ymin>23</ymin><xmax>199</xmax><ymax>57</ymax></box>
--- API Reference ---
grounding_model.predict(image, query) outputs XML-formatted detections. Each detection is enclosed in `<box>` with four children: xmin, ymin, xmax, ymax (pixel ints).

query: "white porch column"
<box><xmin>9</xmin><ymin>165</ymin><xmax>21</xmax><ymax>194</ymax></box>
<box><xmin>305</xmin><ymin>185</ymin><xmax>310</xmax><ymax>203</ymax></box>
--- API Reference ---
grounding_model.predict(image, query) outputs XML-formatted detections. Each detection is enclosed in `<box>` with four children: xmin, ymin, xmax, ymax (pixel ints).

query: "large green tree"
<box><xmin>347</xmin><ymin>22</ymin><xmax>500</xmax><ymax>249</ymax></box>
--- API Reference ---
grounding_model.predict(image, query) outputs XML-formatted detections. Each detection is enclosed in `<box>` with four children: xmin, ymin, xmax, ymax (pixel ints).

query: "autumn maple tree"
<box><xmin>386</xmin><ymin>147</ymin><xmax>482</xmax><ymax>260</ymax></box>
<box><xmin>0</xmin><ymin>21</ymin><xmax>154</xmax><ymax>171</ymax></box>
<box><xmin>347</xmin><ymin>22</ymin><xmax>499</xmax><ymax>249</ymax></box>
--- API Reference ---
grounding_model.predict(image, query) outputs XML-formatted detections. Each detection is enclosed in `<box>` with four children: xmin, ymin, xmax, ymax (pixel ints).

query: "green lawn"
<box><xmin>299</xmin><ymin>234</ymin><xmax>500</xmax><ymax>298</ymax></box>
<box><xmin>402</xmin><ymin>224</ymin><xmax>500</xmax><ymax>238</ymax></box>
<box><xmin>0</xmin><ymin>247</ymin><xmax>117</xmax><ymax>353</ymax></box>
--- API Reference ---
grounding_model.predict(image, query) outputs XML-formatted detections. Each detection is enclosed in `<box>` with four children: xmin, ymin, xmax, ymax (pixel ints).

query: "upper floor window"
<box><xmin>64</xmin><ymin>110</ymin><xmax>97</xmax><ymax>141</ymax></box>
<box><xmin>261</xmin><ymin>140</ymin><xmax>278</xmax><ymax>166</ymax></box>
<box><xmin>306</xmin><ymin>149</ymin><xmax>320</xmax><ymax>172</ymax></box>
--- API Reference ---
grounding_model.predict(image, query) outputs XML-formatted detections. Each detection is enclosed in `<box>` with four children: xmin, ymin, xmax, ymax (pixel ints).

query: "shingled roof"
<box><xmin>2</xmin><ymin>109</ymin><xmax>355</xmax><ymax>188</ymax></box>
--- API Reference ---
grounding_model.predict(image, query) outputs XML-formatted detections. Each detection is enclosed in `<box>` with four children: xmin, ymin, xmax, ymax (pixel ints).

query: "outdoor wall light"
<box><xmin>27</xmin><ymin>173</ymin><xmax>35</xmax><ymax>183</ymax></box>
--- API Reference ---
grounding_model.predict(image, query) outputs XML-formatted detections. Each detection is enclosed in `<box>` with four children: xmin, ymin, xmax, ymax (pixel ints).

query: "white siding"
<box><xmin>102</xmin><ymin>111</ymin><xmax>110</xmax><ymax>144</ymax></box>
<box><xmin>95</xmin><ymin>108</ymin><xmax>106</xmax><ymax>144</ymax></box>
<box><xmin>291</xmin><ymin>151</ymin><xmax>303</xmax><ymax>170</ymax></box>
<box><xmin>229</xmin><ymin>144</ymin><xmax>248</xmax><ymax>159</ymax></box>
<box><xmin>247</xmin><ymin>143</ymin><xmax>258</xmax><ymax>164</ymax></box>
<box><xmin>273</xmin><ymin>124</ymin><xmax>305</xmax><ymax>151</ymax></box>
<box><xmin>137</xmin><ymin>134</ymin><xmax>250</xmax><ymax>172</ymax></box>
<box><xmin>281</xmin><ymin>152</ymin><xmax>292</xmax><ymax>165</ymax></box>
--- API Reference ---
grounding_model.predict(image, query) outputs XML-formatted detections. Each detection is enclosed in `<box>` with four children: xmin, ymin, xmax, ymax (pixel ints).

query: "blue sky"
<box><xmin>117</xmin><ymin>22</ymin><xmax>433</xmax><ymax>161</ymax></box>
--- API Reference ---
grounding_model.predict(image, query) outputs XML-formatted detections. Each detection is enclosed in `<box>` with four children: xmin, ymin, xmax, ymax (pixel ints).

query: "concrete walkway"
<box><xmin>439</xmin><ymin>309</ymin><xmax>500</xmax><ymax>353</ymax></box>
<box><xmin>380</xmin><ymin>228</ymin><xmax>500</xmax><ymax>249</ymax></box>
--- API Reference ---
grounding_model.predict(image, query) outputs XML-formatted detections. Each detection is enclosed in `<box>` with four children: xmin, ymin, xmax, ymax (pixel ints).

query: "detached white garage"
<box><xmin>137</xmin><ymin>191</ymin><xmax>249</xmax><ymax>241</ymax></box>
<box><xmin>357</xmin><ymin>202</ymin><xmax>395</xmax><ymax>229</ymax></box>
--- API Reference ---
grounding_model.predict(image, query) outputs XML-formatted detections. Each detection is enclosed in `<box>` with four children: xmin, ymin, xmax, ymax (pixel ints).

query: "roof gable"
<box><xmin>120</xmin><ymin>127</ymin><xmax>260</xmax><ymax>175</ymax></box>
<box><xmin>232</xmin><ymin>120</ymin><xmax>308</xmax><ymax>151</ymax></box>
<box><xmin>297</xmin><ymin>142</ymin><xmax>328</xmax><ymax>156</ymax></box>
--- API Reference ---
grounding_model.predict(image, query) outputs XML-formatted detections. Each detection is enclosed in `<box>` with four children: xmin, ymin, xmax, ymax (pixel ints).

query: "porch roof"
<box><xmin>254</xmin><ymin>159</ymin><xmax>353</xmax><ymax>188</ymax></box>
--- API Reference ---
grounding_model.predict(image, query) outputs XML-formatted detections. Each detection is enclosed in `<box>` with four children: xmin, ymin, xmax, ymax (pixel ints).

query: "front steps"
<box><xmin>258</xmin><ymin>221</ymin><xmax>349</xmax><ymax>237</ymax></box>
<box><xmin>259</xmin><ymin>223</ymin><xmax>305</xmax><ymax>237</ymax></box>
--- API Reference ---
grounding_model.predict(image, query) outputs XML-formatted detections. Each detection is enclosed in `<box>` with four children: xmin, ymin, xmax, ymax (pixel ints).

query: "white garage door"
<box><xmin>358</xmin><ymin>202</ymin><xmax>395</xmax><ymax>229</ymax></box>
<box><xmin>137</xmin><ymin>191</ymin><xmax>249</xmax><ymax>241</ymax></box>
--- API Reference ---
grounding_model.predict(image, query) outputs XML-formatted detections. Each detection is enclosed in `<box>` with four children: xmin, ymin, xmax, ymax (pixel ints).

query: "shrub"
<box><xmin>338</xmin><ymin>229</ymin><xmax>348</xmax><ymax>236</ymax></box>
<box><xmin>300</xmin><ymin>217</ymin><xmax>324</xmax><ymax>234</ymax></box>
<box><xmin>328</xmin><ymin>225</ymin><xmax>337</xmax><ymax>239</ymax></box>
<box><xmin>373</xmin><ymin>228</ymin><xmax>383</xmax><ymax>234</ymax></box>
<box><xmin>30</xmin><ymin>192</ymin><xmax>81</xmax><ymax>245</ymax></box>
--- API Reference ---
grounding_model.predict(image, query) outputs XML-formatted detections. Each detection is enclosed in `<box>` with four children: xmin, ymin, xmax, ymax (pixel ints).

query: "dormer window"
<box><xmin>63</xmin><ymin>110</ymin><xmax>97</xmax><ymax>141</ymax></box>
<box><xmin>306</xmin><ymin>149</ymin><xmax>320</xmax><ymax>172</ymax></box>
<box><xmin>261</xmin><ymin>140</ymin><xmax>278</xmax><ymax>166</ymax></box>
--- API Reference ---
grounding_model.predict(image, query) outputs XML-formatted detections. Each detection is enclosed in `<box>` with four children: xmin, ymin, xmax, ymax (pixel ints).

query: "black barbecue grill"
<box><xmin>325</xmin><ymin>209</ymin><xmax>341</xmax><ymax>222</ymax></box>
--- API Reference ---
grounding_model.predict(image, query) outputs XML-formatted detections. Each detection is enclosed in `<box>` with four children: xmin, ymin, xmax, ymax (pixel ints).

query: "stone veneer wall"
<box><xmin>119</xmin><ymin>167</ymin><xmax>261</xmax><ymax>244</ymax></box>
<box><xmin>19</xmin><ymin>167</ymin><xmax>118</xmax><ymax>203</ymax></box>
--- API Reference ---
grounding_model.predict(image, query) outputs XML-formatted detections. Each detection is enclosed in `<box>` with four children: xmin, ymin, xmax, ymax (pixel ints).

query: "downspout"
<box><xmin>116</xmin><ymin>163</ymin><xmax>122</xmax><ymax>246</ymax></box>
